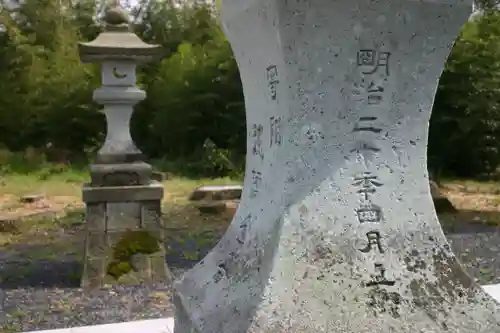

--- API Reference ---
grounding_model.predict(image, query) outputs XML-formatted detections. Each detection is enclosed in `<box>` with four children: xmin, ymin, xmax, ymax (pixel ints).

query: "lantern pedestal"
<box><xmin>81</xmin><ymin>183</ymin><xmax>167</xmax><ymax>288</ymax></box>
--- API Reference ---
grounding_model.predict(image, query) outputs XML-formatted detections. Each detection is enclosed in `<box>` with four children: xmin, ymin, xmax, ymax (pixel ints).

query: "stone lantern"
<box><xmin>78</xmin><ymin>1</ymin><xmax>168</xmax><ymax>289</ymax></box>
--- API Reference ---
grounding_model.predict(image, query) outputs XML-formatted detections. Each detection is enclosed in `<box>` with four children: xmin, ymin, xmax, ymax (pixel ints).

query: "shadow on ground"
<box><xmin>0</xmin><ymin>205</ymin><xmax>229</xmax><ymax>289</ymax></box>
<box><xmin>440</xmin><ymin>210</ymin><xmax>500</xmax><ymax>234</ymax></box>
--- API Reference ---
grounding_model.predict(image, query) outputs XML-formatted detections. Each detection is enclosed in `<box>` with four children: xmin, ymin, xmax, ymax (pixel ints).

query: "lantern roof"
<box><xmin>78</xmin><ymin>0</ymin><xmax>164</xmax><ymax>63</ymax></box>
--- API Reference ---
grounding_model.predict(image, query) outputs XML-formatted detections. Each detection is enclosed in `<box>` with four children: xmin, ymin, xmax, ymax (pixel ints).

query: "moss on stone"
<box><xmin>106</xmin><ymin>230</ymin><xmax>161</xmax><ymax>279</ymax></box>
<box><xmin>107</xmin><ymin>261</ymin><xmax>133</xmax><ymax>279</ymax></box>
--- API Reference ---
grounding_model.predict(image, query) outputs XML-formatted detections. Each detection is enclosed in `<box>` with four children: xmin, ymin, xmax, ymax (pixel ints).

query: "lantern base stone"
<box><xmin>81</xmin><ymin>182</ymin><xmax>168</xmax><ymax>289</ymax></box>
<box><xmin>90</xmin><ymin>161</ymin><xmax>152</xmax><ymax>186</ymax></box>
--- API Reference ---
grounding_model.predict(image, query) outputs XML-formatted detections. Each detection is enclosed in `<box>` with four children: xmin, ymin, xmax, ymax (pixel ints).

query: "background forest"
<box><xmin>0</xmin><ymin>0</ymin><xmax>499</xmax><ymax>180</ymax></box>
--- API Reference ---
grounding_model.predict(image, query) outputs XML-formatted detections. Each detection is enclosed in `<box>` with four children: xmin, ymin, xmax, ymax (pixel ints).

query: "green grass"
<box><xmin>440</xmin><ymin>178</ymin><xmax>500</xmax><ymax>195</ymax></box>
<box><xmin>0</xmin><ymin>163</ymin><xmax>240</xmax><ymax>201</ymax></box>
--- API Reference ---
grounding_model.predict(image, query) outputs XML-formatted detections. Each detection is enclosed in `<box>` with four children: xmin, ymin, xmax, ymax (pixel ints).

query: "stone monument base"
<box><xmin>81</xmin><ymin>182</ymin><xmax>169</xmax><ymax>289</ymax></box>
<box><xmin>90</xmin><ymin>162</ymin><xmax>153</xmax><ymax>187</ymax></box>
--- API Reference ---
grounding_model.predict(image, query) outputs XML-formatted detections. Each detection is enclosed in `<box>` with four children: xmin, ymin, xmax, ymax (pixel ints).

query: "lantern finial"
<box><xmin>103</xmin><ymin>0</ymin><xmax>129</xmax><ymax>29</ymax></box>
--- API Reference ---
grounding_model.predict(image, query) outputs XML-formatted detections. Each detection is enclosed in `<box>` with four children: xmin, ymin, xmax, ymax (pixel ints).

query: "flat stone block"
<box><xmin>82</xmin><ymin>182</ymin><xmax>164</xmax><ymax>203</ymax></box>
<box><xmin>19</xmin><ymin>194</ymin><xmax>44</xmax><ymax>204</ymax></box>
<box><xmin>195</xmin><ymin>201</ymin><xmax>227</xmax><ymax>215</ymax></box>
<box><xmin>188</xmin><ymin>185</ymin><xmax>243</xmax><ymax>201</ymax></box>
<box><xmin>106</xmin><ymin>202</ymin><xmax>141</xmax><ymax>230</ymax></box>
<box><xmin>82</xmin><ymin>191</ymin><xmax>166</xmax><ymax>288</ymax></box>
<box><xmin>195</xmin><ymin>200</ymin><xmax>240</xmax><ymax>219</ymax></box>
<box><xmin>90</xmin><ymin>162</ymin><xmax>152</xmax><ymax>186</ymax></box>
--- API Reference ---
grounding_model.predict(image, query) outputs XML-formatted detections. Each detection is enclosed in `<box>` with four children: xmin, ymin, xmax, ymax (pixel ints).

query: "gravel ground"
<box><xmin>1</xmin><ymin>227</ymin><xmax>500</xmax><ymax>332</ymax></box>
<box><xmin>447</xmin><ymin>229</ymin><xmax>500</xmax><ymax>285</ymax></box>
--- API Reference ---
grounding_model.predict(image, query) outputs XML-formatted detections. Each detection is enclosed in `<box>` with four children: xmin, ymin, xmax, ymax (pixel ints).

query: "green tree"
<box><xmin>0</xmin><ymin>0</ymin><xmax>102</xmax><ymax>158</ymax></box>
<box><xmin>430</xmin><ymin>11</ymin><xmax>500</xmax><ymax>178</ymax></box>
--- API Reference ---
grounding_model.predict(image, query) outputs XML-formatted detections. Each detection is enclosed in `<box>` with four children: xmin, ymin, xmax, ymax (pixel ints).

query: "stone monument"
<box><xmin>173</xmin><ymin>0</ymin><xmax>500</xmax><ymax>332</ymax></box>
<box><xmin>78</xmin><ymin>0</ymin><xmax>168</xmax><ymax>289</ymax></box>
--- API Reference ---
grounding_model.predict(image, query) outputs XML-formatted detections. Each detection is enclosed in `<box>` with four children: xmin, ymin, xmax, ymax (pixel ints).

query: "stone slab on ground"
<box><xmin>188</xmin><ymin>185</ymin><xmax>242</xmax><ymax>201</ymax></box>
<box><xmin>195</xmin><ymin>200</ymin><xmax>240</xmax><ymax>219</ymax></box>
<box><xmin>19</xmin><ymin>195</ymin><xmax>44</xmax><ymax>204</ymax></box>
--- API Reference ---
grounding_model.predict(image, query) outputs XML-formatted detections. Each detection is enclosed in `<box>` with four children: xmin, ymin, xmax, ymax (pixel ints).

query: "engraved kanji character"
<box><xmin>251</xmin><ymin>124</ymin><xmax>264</xmax><ymax>159</ymax></box>
<box><xmin>266</xmin><ymin>65</ymin><xmax>279</xmax><ymax>100</ymax></box>
<box><xmin>236</xmin><ymin>214</ymin><xmax>252</xmax><ymax>245</ymax></box>
<box><xmin>353</xmin><ymin>172</ymin><xmax>383</xmax><ymax>200</ymax></box>
<box><xmin>350</xmin><ymin>141</ymin><xmax>381</xmax><ymax>167</ymax></box>
<box><xmin>357</xmin><ymin>50</ymin><xmax>391</xmax><ymax>76</ymax></box>
<box><xmin>352</xmin><ymin>116</ymin><xmax>382</xmax><ymax>134</ymax></box>
<box><xmin>357</xmin><ymin>50</ymin><xmax>377</xmax><ymax>67</ymax></box>
<box><xmin>359</xmin><ymin>231</ymin><xmax>385</xmax><ymax>253</ymax></box>
<box><xmin>367</xmin><ymin>95</ymin><xmax>383</xmax><ymax>105</ymax></box>
<box><xmin>356</xmin><ymin>202</ymin><xmax>383</xmax><ymax>224</ymax></box>
<box><xmin>366</xmin><ymin>263</ymin><xmax>395</xmax><ymax>287</ymax></box>
<box><xmin>250</xmin><ymin>169</ymin><xmax>262</xmax><ymax>198</ymax></box>
<box><xmin>366</xmin><ymin>81</ymin><xmax>384</xmax><ymax>93</ymax></box>
<box><xmin>270</xmin><ymin>116</ymin><xmax>283</xmax><ymax>147</ymax></box>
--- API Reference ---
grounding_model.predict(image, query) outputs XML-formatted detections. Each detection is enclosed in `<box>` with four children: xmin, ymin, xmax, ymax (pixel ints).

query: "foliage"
<box><xmin>106</xmin><ymin>230</ymin><xmax>161</xmax><ymax>279</ymax></box>
<box><xmin>430</xmin><ymin>10</ymin><xmax>500</xmax><ymax>178</ymax></box>
<box><xmin>0</xmin><ymin>0</ymin><xmax>500</xmax><ymax>179</ymax></box>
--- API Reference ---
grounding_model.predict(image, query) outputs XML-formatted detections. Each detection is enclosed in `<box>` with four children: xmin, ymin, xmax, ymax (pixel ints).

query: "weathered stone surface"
<box><xmin>151</xmin><ymin>171</ymin><xmax>171</xmax><ymax>182</ymax></box>
<box><xmin>90</xmin><ymin>162</ymin><xmax>152</xmax><ymax>186</ymax></box>
<box><xmin>106</xmin><ymin>201</ymin><xmax>141</xmax><ymax>230</ymax></box>
<box><xmin>82</xmin><ymin>181</ymin><xmax>164</xmax><ymax>203</ymax></box>
<box><xmin>82</xmin><ymin>187</ymin><xmax>167</xmax><ymax>289</ymax></box>
<box><xmin>188</xmin><ymin>185</ymin><xmax>243</xmax><ymax>201</ymax></box>
<box><xmin>173</xmin><ymin>1</ymin><xmax>500</xmax><ymax>333</ymax></box>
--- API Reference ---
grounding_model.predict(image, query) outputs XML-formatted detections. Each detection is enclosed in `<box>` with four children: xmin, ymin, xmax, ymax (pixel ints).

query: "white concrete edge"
<box><xmin>22</xmin><ymin>284</ymin><xmax>500</xmax><ymax>333</ymax></box>
<box><xmin>481</xmin><ymin>283</ymin><xmax>500</xmax><ymax>301</ymax></box>
<box><xmin>23</xmin><ymin>317</ymin><xmax>175</xmax><ymax>333</ymax></box>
